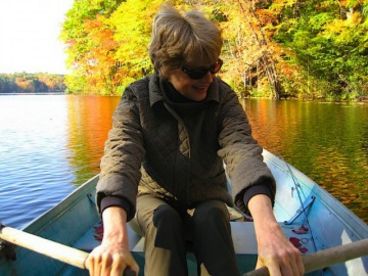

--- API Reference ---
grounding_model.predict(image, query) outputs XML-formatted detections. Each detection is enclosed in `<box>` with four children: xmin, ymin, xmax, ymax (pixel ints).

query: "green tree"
<box><xmin>272</xmin><ymin>0</ymin><xmax>368</xmax><ymax>99</ymax></box>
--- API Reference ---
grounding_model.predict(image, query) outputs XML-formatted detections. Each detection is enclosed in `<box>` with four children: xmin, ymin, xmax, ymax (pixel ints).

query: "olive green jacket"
<box><xmin>96</xmin><ymin>74</ymin><xmax>276</xmax><ymax>220</ymax></box>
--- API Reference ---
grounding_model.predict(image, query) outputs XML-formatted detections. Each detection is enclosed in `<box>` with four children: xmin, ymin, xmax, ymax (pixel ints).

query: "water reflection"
<box><xmin>66</xmin><ymin>95</ymin><xmax>121</xmax><ymax>185</ymax></box>
<box><xmin>242</xmin><ymin>99</ymin><xmax>368</xmax><ymax>222</ymax></box>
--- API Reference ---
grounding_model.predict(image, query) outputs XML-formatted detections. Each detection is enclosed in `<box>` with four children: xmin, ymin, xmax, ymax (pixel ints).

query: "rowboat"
<box><xmin>1</xmin><ymin>149</ymin><xmax>367</xmax><ymax>275</ymax></box>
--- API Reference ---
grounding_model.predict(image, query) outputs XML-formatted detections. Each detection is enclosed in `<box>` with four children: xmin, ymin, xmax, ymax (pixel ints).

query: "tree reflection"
<box><xmin>66</xmin><ymin>95</ymin><xmax>121</xmax><ymax>186</ymax></box>
<box><xmin>242</xmin><ymin>99</ymin><xmax>368</xmax><ymax>223</ymax></box>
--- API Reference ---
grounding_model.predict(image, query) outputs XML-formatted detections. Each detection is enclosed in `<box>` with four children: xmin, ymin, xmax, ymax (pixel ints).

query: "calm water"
<box><xmin>0</xmin><ymin>95</ymin><xmax>367</xmax><ymax>228</ymax></box>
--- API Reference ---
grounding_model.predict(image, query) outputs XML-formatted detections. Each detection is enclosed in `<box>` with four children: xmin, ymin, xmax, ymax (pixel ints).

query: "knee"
<box><xmin>148</xmin><ymin>205</ymin><xmax>184</xmax><ymax>249</ymax></box>
<box><xmin>152</xmin><ymin>204</ymin><xmax>182</xmax><ymax>230</ymax></box>
<box><xmin>192</xmin><ymin>201</ymin><xmax>229</xmax><ymax>226</ymax></box>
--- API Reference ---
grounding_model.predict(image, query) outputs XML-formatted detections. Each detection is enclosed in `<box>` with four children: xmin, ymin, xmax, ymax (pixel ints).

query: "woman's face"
<box><xmin>166</xmin><ymin>58</ymin><xmax>223</xmax><ymax>102</ymax></box>
<box><xmin>167</xmin><ymin>68</ymin><xmax>214</xmax><ymax>102</ymax></box>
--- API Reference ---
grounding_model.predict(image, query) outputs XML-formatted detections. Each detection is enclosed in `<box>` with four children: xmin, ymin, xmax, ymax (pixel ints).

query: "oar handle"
<box><xmin>245</xmin><ymin>238</ymin><xmax>368</xmax><ymax>276</ymax></box>
<box><xmin>0</xmin><ymin>225</ymin><xmax>88</xmax><ymax>269</ymax></box>
<box><xmin>0</xmin><ymin>225</ymin><xmax>136</xmax><ymax>275</ymax></box>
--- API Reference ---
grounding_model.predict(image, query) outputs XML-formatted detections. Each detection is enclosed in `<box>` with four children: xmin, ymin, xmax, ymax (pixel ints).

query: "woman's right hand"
<box><xmin>86</xmin><ymin>206</ymin><xmax>139</xmax><ymax>276</ymax></box>
<box><xmin>85</xmin><ymin>240</ymin><xmax>139</xmax><ymax>276</ymax></box>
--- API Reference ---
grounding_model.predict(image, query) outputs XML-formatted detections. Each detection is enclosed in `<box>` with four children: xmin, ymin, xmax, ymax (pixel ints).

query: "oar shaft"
<box><xmin>303</xmin><ymin>238</ymin><xmax>368</xmax><ymax>271</ymax></box>
<box><xmin>245</xmin><ymin>238</ymin><xmax>368</xmax><ymax>276</ymax></box>
<box><xmin>0</xmin><ymin>226</ymin><xmax>88</xmax><ymax>269</ymax></box>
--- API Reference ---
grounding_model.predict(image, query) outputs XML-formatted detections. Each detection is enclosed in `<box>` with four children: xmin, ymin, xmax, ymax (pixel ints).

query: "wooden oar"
<box><xmin>0</xmin><ymin>224</ymin><xmax>135</xmax><ymax>275</ymax></box>
<box><xmin>245</xmin><ymin>238</ymin><xmax>368</xmax><ymax>276</ymax></box>
<box><xmin>1</xmin><ymin>224</ymin><xmax>367</xmax><ymax>275</ymax></box>
<box><xmin>0</xmin><ymin>224</ymin><xmax>88</xmax><ymax>269</ymax></box>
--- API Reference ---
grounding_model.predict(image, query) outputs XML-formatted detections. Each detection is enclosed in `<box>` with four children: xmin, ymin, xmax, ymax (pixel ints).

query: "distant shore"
<box><xmin>0</xmin><ymin>92</ymin><xmax>65</xmax><ymax>95</ymax></box>
<box><xmin>1</xmin><ymin>92</ymin><xmax>367</xmax><ymax>103</ymax></box>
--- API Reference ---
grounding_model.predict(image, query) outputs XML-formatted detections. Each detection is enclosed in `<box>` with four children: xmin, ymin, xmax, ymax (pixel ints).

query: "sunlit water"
<box><xmin>0</xmin><ymin>95</ymin><xmax>366</xmax><ymax>228</ymax></box>
<box><xmin>242</xmin><ymin>99</ymin><xmax>368</xmax><ymax>223</ymax></box>
<box><xmin>0</xmin><ymin>95</ymin><xmax>119</xmax><ymax>228</ymax></box>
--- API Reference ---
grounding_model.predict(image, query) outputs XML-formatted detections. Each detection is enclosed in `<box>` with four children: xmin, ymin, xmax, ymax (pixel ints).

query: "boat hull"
<box><xmin>1</xmin><ymin>150</ymin><xmax>367</xmax><ymax>275</ymax></box>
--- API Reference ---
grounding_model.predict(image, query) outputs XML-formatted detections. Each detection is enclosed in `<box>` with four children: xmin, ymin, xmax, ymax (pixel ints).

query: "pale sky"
<box><xmin>0</xmin><ymin>0</ymin><xmax>74</xmax><ymax>74</ymax></box>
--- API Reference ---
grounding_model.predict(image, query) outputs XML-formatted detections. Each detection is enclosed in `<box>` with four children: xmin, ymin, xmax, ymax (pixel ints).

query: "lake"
<box><xmin>0</xmin><ymin>94</ymin><xmax>367</xmax><ymax>228</ymax></box>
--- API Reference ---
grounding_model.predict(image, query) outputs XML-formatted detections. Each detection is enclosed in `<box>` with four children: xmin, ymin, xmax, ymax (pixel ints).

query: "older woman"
<box><xmin>86</xmin><ymin>5</ymin><xmax>303</xmax><ymax>276</ymax></box>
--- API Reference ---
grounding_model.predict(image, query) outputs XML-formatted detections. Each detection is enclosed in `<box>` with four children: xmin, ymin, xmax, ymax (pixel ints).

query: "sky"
<box><xmin>0</xmin><ymin>0</ymin><xmax>74</xmax><ymax>74</ymax></box>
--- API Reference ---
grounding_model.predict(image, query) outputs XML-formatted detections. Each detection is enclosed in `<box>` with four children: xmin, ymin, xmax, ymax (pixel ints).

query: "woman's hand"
<box><xmin>85</xmin><ymin>206</ymin><xmax>139</xmax><ymax>276</ymax></box>
<box><xmin>85</xmin><ymin>240</ymin><xmax>139</xmax><ymax>276</ymax></box>
<box><xmin>248</xmin><ymin>194</ymin><xmax>304</xmax><ymax>276</ymax></box>
<box><xmin>255</xmin><ymin>221</ymin><xmax>304</xmax><ymax>276</ymax></box>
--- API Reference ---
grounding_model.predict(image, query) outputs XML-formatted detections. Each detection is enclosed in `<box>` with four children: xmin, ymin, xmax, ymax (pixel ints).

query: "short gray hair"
<box><xmin>149</xmin><ymin>5</ymin><xmax>223</xmax><ymax>77</ymax></box>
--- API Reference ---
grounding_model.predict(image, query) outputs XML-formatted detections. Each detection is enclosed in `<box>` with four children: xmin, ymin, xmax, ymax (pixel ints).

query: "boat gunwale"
<box><xmin>23</xmin><ymin>175</ymin><xmax>99</xmax><ymax>234</ymax></box>
<box><xmin>263</xmin><ymin>149</ymin><xmax>368</xmax><ymax>240</ymax></box>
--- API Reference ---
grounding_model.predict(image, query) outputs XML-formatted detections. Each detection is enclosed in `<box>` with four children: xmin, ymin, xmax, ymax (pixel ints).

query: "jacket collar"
<box><xmin>148</xmin><ymin>74</ymin><xmax>220</xmax><ymax>108</ymax></box>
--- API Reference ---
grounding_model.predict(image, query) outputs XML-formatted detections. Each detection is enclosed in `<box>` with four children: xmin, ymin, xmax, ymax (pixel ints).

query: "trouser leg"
<box><xmin>192</xmin><ymin>200</ymin><xmax>240</xmax><ymax>276</ymax></box>
<box><xmin>136</xmin><ymin>195</ymin><xmax>187</xmax><ymax>276</ymax></box>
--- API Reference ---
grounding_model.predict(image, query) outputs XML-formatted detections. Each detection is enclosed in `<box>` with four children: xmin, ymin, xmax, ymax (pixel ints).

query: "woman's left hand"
<box><xmin>248</xmin><ymin>194</ymin><xmax>304</xmax><ymax>276</ymax></box>
<box><xmin>255</xmin><ymin>221</ymin><xmax>304</xmax><ymax>276</ymax></box>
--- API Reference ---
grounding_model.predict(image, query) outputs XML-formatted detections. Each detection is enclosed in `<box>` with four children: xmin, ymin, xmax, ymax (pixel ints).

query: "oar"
<box><xmin>245</xmin><ymin>238</ymin><xmax>368</xmax><ymax>276</ymax></box>
<box><xmin>2</xmin><ymin>224</ymin><xmax>366</xmax><ymax>276</ymax></box>
<box><xmin>0</xmin><ymin>224</ymin><xmax>135</xmax><ymax>276</ymax></box>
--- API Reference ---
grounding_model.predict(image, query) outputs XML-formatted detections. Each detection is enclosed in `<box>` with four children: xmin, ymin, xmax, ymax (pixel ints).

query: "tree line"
<box><xmin>61</xmin><ymin>0</ymin><xmax>368</xmax><ymax>100</ymax></box>
<box><xmin>0</xmin><ymin>73</ymin><xmax>66</xmax><ymax>93</ymax></box>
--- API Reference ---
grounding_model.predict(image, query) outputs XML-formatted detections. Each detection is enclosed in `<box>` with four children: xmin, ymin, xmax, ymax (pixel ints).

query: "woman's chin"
<box><xmin>190</xmin><ymin>88</ymin><xmax>208</xmax><ymax>101</ymax></box>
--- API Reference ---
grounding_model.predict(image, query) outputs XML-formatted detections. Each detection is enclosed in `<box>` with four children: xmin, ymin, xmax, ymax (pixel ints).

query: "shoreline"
<box><xmin>240</xmin><ymin>95</ymin><xmax>368</xmax><ymax>103</ymax></box>
<box><xmin>1</xmin><ymin>92</ymin><xmax>367</xmax><ymax>103</ymax></box>
<box><xmin>0</xmin><ymin>92</ymin><xmax>65</xmax><ymax>95</ymax></box>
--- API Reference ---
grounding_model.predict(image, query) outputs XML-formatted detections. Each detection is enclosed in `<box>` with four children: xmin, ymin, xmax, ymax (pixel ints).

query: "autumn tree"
<box><xmin>61</xmin><ymin>0</ymin><xmax>124</xmax><ymax>94</ymax></box>
<box><xmin>0</xmin><ymin>73</ymin><xmax>66</xmax><ymax>93</ymax></box>
<box><xmin>61</xmin><ymin>0</ymin><xmax>368</xmax><ymax>99</ymax></box>
<box><xmin>110</xmin><ymin>0</ymin><xmax>166</xmax><ymax>89</ymax></box>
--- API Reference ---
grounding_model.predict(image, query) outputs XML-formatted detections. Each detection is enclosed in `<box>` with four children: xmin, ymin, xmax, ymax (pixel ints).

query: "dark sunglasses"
<box><xmin>181</xmin><ymin>59</ymin><xmax>223</xmax><ymax>80</ymax></box>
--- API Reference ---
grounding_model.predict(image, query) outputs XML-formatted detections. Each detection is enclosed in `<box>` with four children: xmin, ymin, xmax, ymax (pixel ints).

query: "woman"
<box><xmin>86</xmin><ymin>5</ymin><xmax>304</xmax><ymax>276</ymax></box>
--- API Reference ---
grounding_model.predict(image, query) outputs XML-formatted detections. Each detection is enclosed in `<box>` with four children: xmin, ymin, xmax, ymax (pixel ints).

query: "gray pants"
<box><xmin>135</xmin><ymin>194</ymin><xmax>240</xmax><ymax>276</ymax></box>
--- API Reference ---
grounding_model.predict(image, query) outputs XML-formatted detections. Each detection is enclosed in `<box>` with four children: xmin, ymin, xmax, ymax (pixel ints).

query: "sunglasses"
<box><xmin>181</xmin><ymin>59</ymin><xmax>223</xmax><ymax>80</ymax></box>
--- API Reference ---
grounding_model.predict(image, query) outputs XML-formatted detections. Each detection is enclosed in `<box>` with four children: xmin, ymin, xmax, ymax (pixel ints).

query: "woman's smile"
<box><xmin>168</xmin><ymin>69</ymin><xmax>214</xmax><ymax>102</ymax></box>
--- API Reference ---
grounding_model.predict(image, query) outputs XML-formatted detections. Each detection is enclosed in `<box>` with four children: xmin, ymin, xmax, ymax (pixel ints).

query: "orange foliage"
<box><xmin>80</xmin><ymin>15</ymin><xmax>121</xmax><ymax>94</ymax></box>
<box><xmin>15</xmin><ymin>78</ymin><xmax>32</xmax><ymax>91</ymax></box>
<box><xmin>255</xmin><ymin>9</ymin><xmax>277</xmax><ymax>26</ymax></box>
